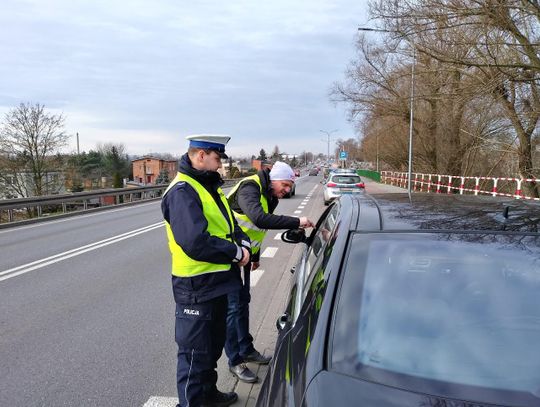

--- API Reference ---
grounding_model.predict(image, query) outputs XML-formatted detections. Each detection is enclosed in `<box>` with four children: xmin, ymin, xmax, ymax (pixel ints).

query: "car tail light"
<box><xmin>327</xmin><ymin>182</ymin><xmax>337</xmax><ymax>187</ymax></box>
<box><xmin>356</xmin><ymin>183</ymin><xmax>365</xmax><ymax>188</ymax></box>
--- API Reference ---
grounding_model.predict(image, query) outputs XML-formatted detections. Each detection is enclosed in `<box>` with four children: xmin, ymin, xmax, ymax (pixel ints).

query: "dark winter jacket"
<box><xmin>161</xmin><ymin>153</ymin><xmax>249</xmax><ymax>304</ymax></box>
<box><xmin>228</xmin><ymin>169</ymin><xmax>300</xmax><ymax>262</ymax></box>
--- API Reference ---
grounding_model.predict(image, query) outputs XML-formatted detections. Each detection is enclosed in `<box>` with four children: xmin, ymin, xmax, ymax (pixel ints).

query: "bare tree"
<box><xmin>370</xmin><ymin>0</ymin><xmax>540</xmax><ymax>195</ymax></box>
<box><xmin>0</xmin><ymin>103</ymin><xmax>68</xmax><ymax>197</ymax></box>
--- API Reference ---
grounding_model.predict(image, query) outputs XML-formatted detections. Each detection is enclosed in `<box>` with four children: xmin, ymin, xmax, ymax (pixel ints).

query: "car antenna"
<box><xmin>503</xmin><ymin>206</ymin><xmax>510</xmax><ymax>219</ymax></box>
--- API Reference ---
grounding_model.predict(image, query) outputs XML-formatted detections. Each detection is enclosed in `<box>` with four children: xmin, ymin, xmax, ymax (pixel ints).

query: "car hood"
<box><xmin>303</xmin><ymin>371</ymin><xmax>517</xmax><ymax>407</ymax></box>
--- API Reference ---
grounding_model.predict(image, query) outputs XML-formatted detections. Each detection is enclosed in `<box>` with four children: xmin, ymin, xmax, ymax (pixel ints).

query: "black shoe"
<box><xmin>243</xmin><ymin>350</ymin><xmax>272</xmax><ymax>365</ymax></box>
<box><xmin>201</xmin><ymin>390</ymin><xmax>238</xmax><ymax>407</ymax></box>
<box><xmin>229</xmin><ymin>363</ymin><xmax>258</xmax><ymax>383</ymax></box>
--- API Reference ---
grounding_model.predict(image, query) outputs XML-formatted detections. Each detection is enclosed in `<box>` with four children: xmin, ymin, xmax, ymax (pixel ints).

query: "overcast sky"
<box><xmin>0</xmin><ymin>0</ymin><xmax>368</xmax><ymax>158</ymax></box>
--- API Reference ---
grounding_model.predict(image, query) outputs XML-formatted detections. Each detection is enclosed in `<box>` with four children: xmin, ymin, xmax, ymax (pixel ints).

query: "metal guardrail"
<box><xmin>0</xmin><ymin>179</ymin><xmax>238</xmax><ymax>226</ymax></box>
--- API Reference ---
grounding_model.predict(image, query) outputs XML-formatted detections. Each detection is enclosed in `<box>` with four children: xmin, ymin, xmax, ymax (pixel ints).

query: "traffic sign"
<box><xmin>339</xmin><ymin>151</ymin><xmax>347</xmax><ymax>161</ymax></box>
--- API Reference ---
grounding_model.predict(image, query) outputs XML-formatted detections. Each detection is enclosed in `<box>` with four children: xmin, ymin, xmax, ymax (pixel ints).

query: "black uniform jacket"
<box><xmin>228</xmin><ymin>169</ymin><xmax>300</xmax><ymax>262</ymax></box>
<box><xmin>161</xmin><ymin>154</ymin><xmax>249</xmax><ymax>304</ymax></box>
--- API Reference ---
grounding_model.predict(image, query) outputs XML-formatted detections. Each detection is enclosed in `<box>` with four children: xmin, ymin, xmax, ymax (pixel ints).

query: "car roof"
<box><xmin>343</xmin><ymin>193</ymin><xmax>540</xmax><ymax>233</ymax></box>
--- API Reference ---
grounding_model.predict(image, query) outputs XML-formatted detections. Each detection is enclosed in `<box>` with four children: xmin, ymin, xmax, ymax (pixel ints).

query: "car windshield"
<box><xmin>330</xmin><ymin>175</ymin><xmax>360</xmax><ymax>184</ymax></box>
<box><xmin>332</xmin><ymin>233</ymin><xmax>540</xmax><ymax>405</ymax></box>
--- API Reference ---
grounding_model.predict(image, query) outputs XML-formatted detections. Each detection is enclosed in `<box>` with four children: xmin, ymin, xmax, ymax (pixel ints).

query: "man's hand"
<box><xmin>251</xmin><ymin>261</ymin><xmax>260</xmax><ymax>271</ymax></box>
<box><xmin>239</xmin><ymin>247</ymin><xmax>250</xmax><ymax>267</ymax></box>
<box><xmin>299</xmin><ymin>217</ymin><xmax>315</xmax><ymax>228</ymax></box>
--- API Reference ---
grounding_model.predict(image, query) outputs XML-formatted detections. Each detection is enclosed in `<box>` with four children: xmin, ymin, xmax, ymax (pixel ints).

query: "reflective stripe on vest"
<box><xmin>163</xmin><ymin>172</ymin><xmax>235</xmax><ymax>277</ymax></box>
<box><xmin>227</xmin><ymin>174</ymin><xmax>268</xmax><ymax>255</ymax></box>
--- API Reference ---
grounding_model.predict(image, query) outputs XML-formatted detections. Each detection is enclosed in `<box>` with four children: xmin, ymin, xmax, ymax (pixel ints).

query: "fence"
<box><xmin>356</xmin><ymin>169</ymin><xmax>381</xmax><ymax>182</ymax></box>
<box><xmin>380</xmin><ymin>171</ymin><xmax>540</xmax><ymax>201</ymax></box>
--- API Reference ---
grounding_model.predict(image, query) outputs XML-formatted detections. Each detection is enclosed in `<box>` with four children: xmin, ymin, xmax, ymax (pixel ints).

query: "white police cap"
<box><xmin>186</xmin><ymin>134</ymin><xmax>231</xmax><ymax>158</ymax></box>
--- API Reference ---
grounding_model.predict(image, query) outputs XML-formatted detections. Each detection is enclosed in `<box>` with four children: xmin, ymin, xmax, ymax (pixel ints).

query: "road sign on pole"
<box><xmin>339</xmin><ymin>151</ymin><xmax>347</xmax><ymax>161</ymax></box>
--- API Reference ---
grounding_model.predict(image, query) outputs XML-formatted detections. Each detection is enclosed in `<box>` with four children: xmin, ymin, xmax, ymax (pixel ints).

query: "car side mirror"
<box><xmin>281</xmin><ymin>229</ymin><xmax>306</xmax><ymax>244</ymax></box>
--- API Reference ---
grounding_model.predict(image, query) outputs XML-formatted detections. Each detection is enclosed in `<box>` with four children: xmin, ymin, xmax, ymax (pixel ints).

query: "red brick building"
<box><xmin>132</xmin><ymin>156</ymin><xmax>177</xmax><ymax>185</ymax></box>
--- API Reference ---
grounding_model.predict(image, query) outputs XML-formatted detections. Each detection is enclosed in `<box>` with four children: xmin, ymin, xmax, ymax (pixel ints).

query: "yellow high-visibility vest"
<box><xmin>163</xmin><ymin>172</ymin><xmax>235</xmax><ymax>277</ymax></box>
<box><xmin>227</xmin><ymin>174</ymin><xmax>268</xmax><ymax>255</ymax></box>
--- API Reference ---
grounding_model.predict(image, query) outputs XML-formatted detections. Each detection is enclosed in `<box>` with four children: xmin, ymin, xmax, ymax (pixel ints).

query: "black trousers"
<box><xmin>175</xmin><ymin>295</ymin><xmax>228</xmax><ymax>407</ymax></box>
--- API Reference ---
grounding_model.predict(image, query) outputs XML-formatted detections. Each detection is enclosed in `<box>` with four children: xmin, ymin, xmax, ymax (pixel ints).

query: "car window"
<box><xmin>303</xmin><ymin>205</ymin><xmax>338</xmax><ymax>288</ymax></box>
<box><xmin>331</xmin><ymin>232</ymin><xmax>540</xmax><ymax>406</ymax></box>
<box><xmin>291</xmin><ymin>203</ymin><xmax>339</xmax><ymax>324</ymax></box>
<box><xmin>330</xmin><ymin>175</ymin><xmax>361</xmax><ymax>184</ymax></box>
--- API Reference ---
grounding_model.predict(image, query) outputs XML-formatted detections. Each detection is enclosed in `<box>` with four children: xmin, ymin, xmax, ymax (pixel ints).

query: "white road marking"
<box><xmin>274</xmin><ymin>233</ymin><xmax>283</xmax><ymax>240</ymax></box>
<box><xmin>294</xmin><ymin>210</ymin><xmax>302</xmax><ymax>214</ymax></box>
<box><xmin>298</xmin><ymin>206</ymin><xmax>305</xmax><ymax>209</ymax></box>
<box><xmin>0</xmin><ymin>222</ymin><xmax>164</xmax><ymax>282</ymax></box>
<box><xmin>250</xmin><ymin>269</ymin><xmax>265</xmax><ymax>287</ymax></box>
<box><xmin>261</xmin><ymin>247</ymin><xmax>278</xmax><ymax>258</ymax></box>
<box><xmin>142</xmin><ymin>396</ymin><xmax>177</xmax><ymax>407</ymax></box>
<box><xmin>0</xmin><ymin>201</ymin><xmax>158</xmax><ymax>234</ymax></box>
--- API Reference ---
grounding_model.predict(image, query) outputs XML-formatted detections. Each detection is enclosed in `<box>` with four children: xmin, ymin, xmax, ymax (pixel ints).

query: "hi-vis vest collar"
<box><xmin>163</xmin><ymin>172</ymin><xmax>235</xmax><ymax>277</ymax></box>
<box><xmin>227</xmin><ymin>174</ymin><xmax>269</xmax><ymax>254</ymax></box>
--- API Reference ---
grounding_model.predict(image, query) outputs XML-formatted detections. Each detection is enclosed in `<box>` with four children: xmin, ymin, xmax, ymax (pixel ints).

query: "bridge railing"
<box><xmin>0</xmin><ymin>179</ymin><xmax>238</xmax><ymax>226</ymax></box>
<box><xmin>380</xmin><ymin>171</ymin><xmax>540</xmax><ymax>201</ymax></box>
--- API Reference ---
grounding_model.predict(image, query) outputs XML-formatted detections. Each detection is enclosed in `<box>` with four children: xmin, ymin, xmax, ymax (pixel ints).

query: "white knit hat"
<box><xmin>269</xmin><ymin>161</ymin><xmax>295</xmax><ymax>182</ymax></box>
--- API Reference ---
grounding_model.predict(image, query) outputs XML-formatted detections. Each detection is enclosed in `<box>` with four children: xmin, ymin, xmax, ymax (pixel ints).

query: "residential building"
<box><xmin>132</xmin><ymin>156</ymin><xmax>178</xmax><ymax>185</ymax></box>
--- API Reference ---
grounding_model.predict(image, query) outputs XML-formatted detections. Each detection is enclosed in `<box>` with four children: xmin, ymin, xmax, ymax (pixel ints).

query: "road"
<box><xmin>0</xmin><ymin>173</ymin><xmax>331</xmax><ymax>407</ymax></box>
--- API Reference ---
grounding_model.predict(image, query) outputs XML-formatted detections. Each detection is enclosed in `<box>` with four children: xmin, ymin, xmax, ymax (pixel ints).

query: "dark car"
<box><xmin>257</xmin><ymin>193</ymin><xmax>540</xmax><ymax>407</ymax></box>
<box><xmin>308</xmin><ymin>168</ymin><xmax>318</xmax><ymax>176</ymax></box>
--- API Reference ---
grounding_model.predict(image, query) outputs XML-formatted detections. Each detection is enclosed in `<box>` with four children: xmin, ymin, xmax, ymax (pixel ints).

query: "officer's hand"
<box><xmin>299</xmin><ymin>217</ymin><xmax>315</xmax><ymax>228</ymax></box>
<box><xmin>251</xmin><ymin>261</ymin><xmax>260</xmax><ymax>271</ymax></box>
<box><xmin>239</xmin><ymin>247</ymin><xmax>250</xmax><ymax>267</ymax></box>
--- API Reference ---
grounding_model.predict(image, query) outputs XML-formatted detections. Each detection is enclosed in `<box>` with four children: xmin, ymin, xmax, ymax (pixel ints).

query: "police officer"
<box><xmin>161</xmin><ymin>134</ymin><xmax>251</xmax><ymax>407</ymax></box>
<box><xmin>225</xmin><ymin>161</ymin><xmax>314</xmax><ymax>382</ymax></box>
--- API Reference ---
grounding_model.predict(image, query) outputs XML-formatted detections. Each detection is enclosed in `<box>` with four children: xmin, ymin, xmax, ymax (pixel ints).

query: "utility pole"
<box><xmin>76</xmin><ymin>132</ymin><xmax>80</xmax><ymax>155</ymax></box>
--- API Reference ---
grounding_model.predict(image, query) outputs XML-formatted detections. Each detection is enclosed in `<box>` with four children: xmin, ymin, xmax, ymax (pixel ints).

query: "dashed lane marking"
<box><xmin>274</xmin><ymin>232</ymin><xmax>283</xmax><ymax>240</ymax></box>
<box><xmin>294</xmin><ymin>210</ymin><xmax>302</xmax><ymax>214</ymax></box>
<box><xmin>250</xmin><ymin>269</ymin><xmax>265</xmax><ymax>287</ymax></box>
<box><xmin>142</xmin><ymin>396</ymin><xmax>177</xmax><ymax>407</ymax></box>
<box><xmin>298</xmin><ymin>206</ymin><xmax>305</xmax><ymax>209</ymax></box>
<box><xmin>261</xmin><ymin>247</ymin><xmax>278</xmax><ymax>258</ymax></box>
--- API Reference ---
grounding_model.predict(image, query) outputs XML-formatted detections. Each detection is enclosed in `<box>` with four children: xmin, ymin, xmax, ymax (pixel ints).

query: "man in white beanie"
<box><xmin>224</xmin><ymin>161</ymin><xmax>314</xmax><ymax>383</ymax></box>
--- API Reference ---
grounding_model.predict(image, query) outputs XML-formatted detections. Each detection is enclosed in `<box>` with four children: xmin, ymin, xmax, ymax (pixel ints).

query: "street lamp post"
<box><xmin>320</xmin><ymin>129</ymin><xmax>338</xmax><ymax>167</ymax></box>
<box><xmin>376</xmin><ymin>133</ymin><xmax>379</xmax><ymax>172</ymax></box>
<box><xmin>358</xmin><ymin>27</ymin><xmax>416</xmax><ymax>194</ymax></box>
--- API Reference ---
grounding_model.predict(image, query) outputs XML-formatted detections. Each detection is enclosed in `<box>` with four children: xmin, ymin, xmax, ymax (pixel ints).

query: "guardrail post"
<box><xmin>436</xmin><ymin>175</ymin><xmax>442</xmax><ymax>193</ymax></box>
<box><xmin>492</xmin><ymin>178</ymin><xmax>498</xmax><ymax>197</ymax></box>
<box><xmin>460</xmin><ymin>177</ymin><xmax>465</xmax><ymax>194</ymax></box>
<box><xmin>62</xmin><ymin>203</ymin><xmax>67</xmax><ymax>213</ymax></box>
<box><xmin>447</xmin><ymin>176</ymin><xmax>452</xmax><ymax>194</ymax></box>
<box><xmin>8</xmin><ymin>209</ymin><xmax>14</xmax><ymax>222</ymax></box>
<box><xmin>474</xmin><ymin>177</ymin><xmax>480</xmax><ymax>195</ymax></box>
<box><xmin>515</xmin><ymin>179</ymin><xmax>523</xmax><ymax>199</ymax></box>
<box><xmin>84</xmin><ymin>200</ymin><xmax>88</xmax><ymax>210</ymax></box>
<box><xmin>427</xmin><ymin>174</ymin><xmax>432</xmax><ymax>193</ymax></box>
<box><xmin>37</xmin><ymin>205</ymin><xmax>42</xmax><ymax>217</ymax></box>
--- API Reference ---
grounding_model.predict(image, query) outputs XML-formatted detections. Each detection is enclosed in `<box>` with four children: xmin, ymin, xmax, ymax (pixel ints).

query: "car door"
<box><xmin>262</xmin><ymin>203</ymin><xmax>341</xmax><ymax>406</ymax></box>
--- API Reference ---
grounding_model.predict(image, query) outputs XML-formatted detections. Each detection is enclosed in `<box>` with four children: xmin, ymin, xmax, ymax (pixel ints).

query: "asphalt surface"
<box><xmin>0</xmin><ymin>173</ymin><xmax>333</xmax><ymax>407</ymax></box>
